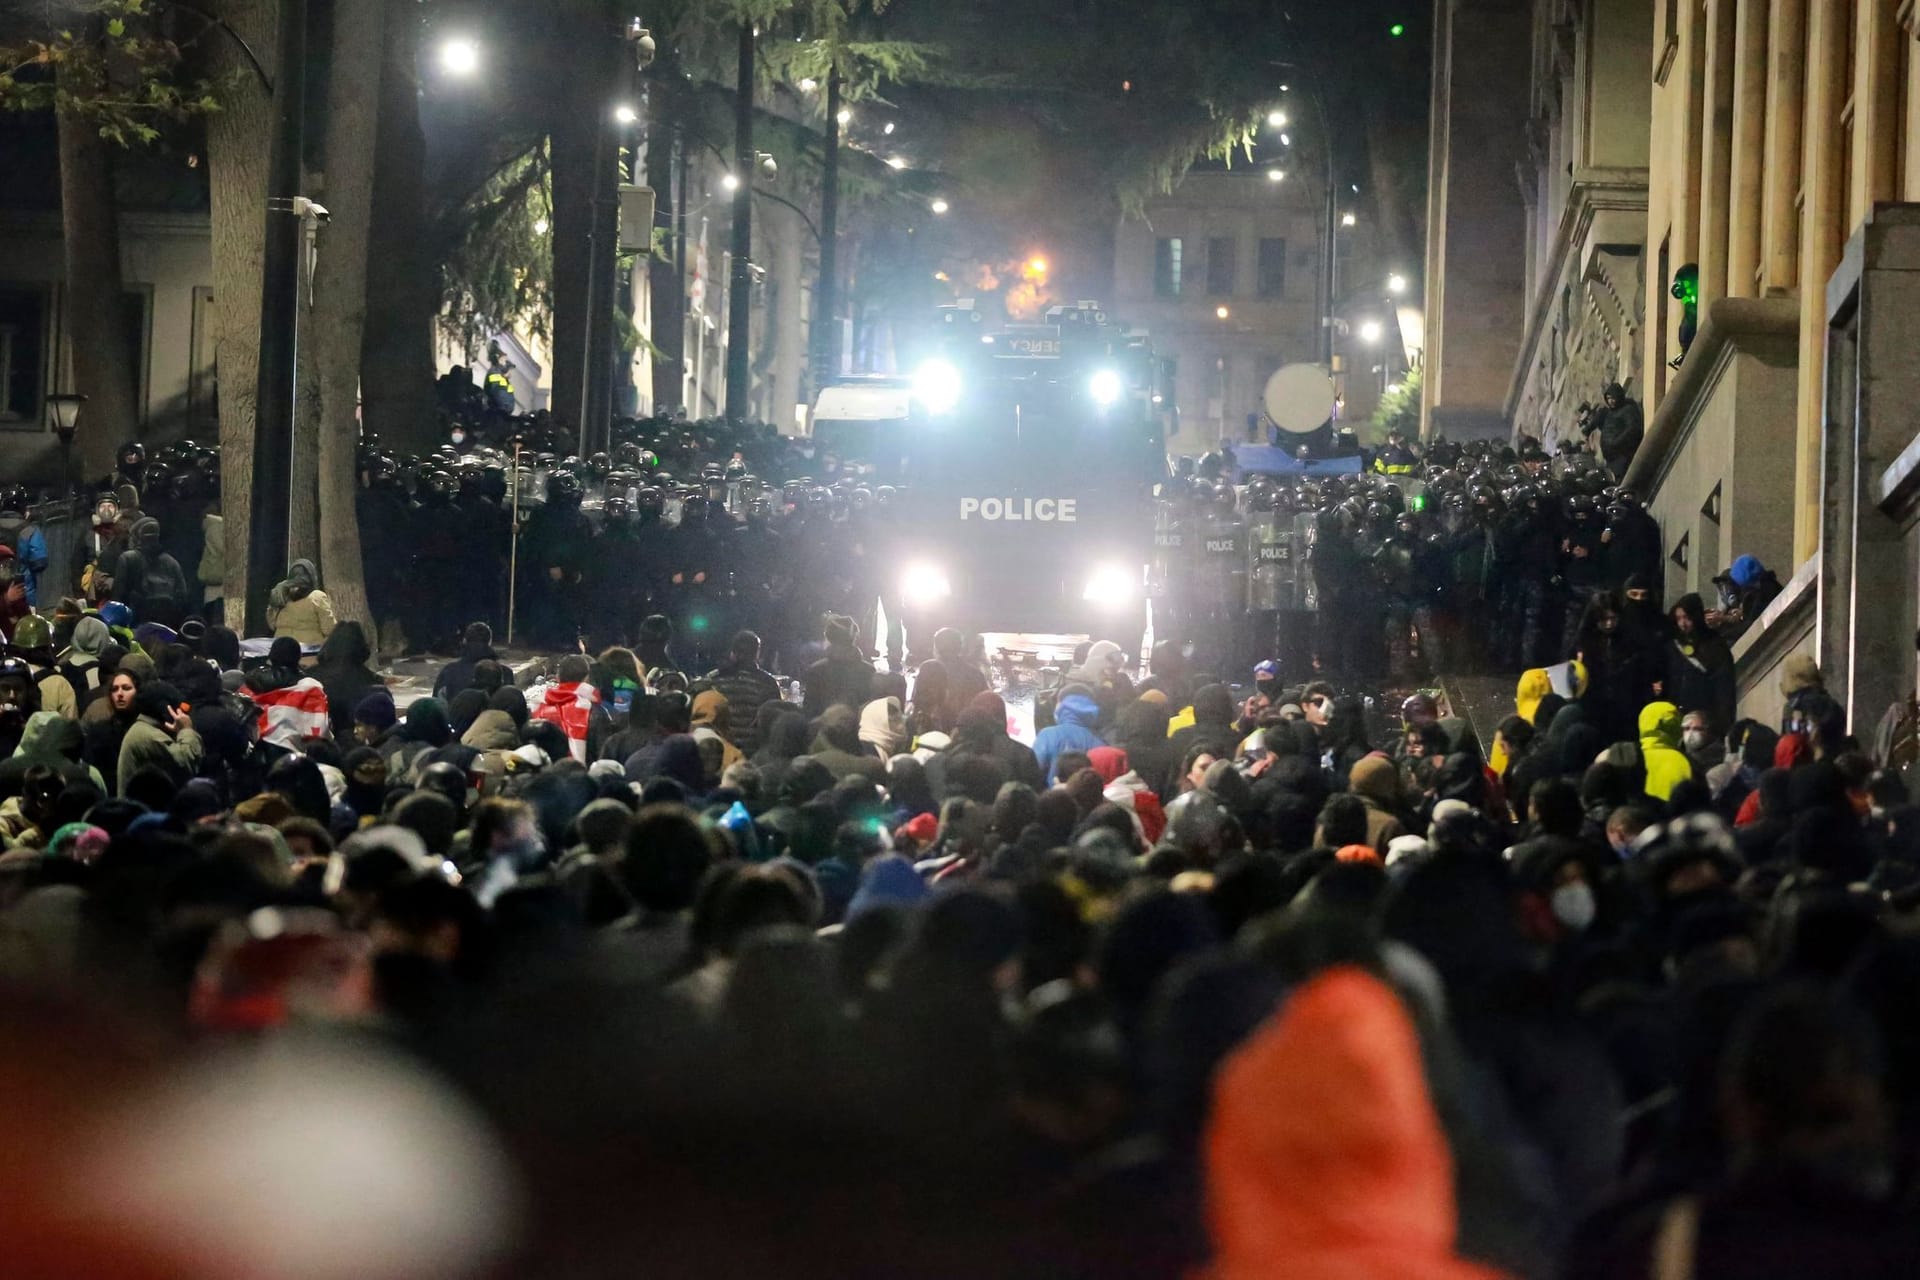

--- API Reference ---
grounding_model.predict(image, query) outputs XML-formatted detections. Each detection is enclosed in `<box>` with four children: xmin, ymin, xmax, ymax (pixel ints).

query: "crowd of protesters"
<box><xmin>1</xmin><ymin>498</ymin><xmax>1919</xmax><ymax>1280</ymax></box>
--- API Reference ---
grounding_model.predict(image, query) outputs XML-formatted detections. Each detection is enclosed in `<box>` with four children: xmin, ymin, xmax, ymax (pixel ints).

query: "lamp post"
<box><xmin>45</xmin><ymin>393</ymin><xmax>85</xmax><ymax>497</ymax></box>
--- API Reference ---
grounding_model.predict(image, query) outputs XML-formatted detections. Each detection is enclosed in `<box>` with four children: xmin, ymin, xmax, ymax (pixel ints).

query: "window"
<box><xmin>1206</xmin><ymin>236</ymin><xmax>1236</xmax><ymax>296</ymax></box>
<box><xmin>0</xmin><ymin>289</ymin><xmax>48</xmax><ymax>426</ymax></box>
<box><xmin>1154</xmin><ymin>237</ymin><xmax>1183</xmax><ymax>297</ymax></box>
<box><xmin>1257</xmin><ymin>238</ymin><xmax>1288</xmax><ymax>298</ymax></box>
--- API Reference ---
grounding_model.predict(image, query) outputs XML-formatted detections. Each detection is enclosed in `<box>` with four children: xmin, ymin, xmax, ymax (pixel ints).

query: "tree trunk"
<box><xmin>809</xmin><ymin>66</ymin><xmax>841</xmax><ymax>397</ymax></box>
<box><xmin>307</xmin><ymin>0</ymin><xmax>381</xmax><ymax>630</ymax></box>
<box><xmin>359</xmin><ymin>2</ymin><xmax>436</xmax><ymax>455</ymax></box>
<box><xmin>203</xmin><ymin>0</ymin><xmax>279</xmax><ymax>632</ymax></box>
<box><xmin>55</xmin><ymin>65</ymin><xmax>141</xmax><ymax>488</ymax></box>
<box><xmin>647</xmin><ymin>89</ymin><xmax>684</xmax><ymax>414</ymax></box>
<box><xmin>288</xmin><ymin>216</ymin><xmax>320</xmax><ymax>565</ymax></box>
<box><xmin>769</xmin><ymin>202</ymin><xmax>803</xmax><ymax>431</ymax></box>
<box><xmin>549</xmin><ymin>38</ymin><xmax>611</xmax><ymax>442</ymax></box>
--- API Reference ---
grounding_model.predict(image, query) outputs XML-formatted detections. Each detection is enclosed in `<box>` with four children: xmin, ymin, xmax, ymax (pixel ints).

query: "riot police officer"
<box><xmin>1148</xmin><ymin>478</ymin><xmax>1193</xmax><ymax>654</ymax></box>
<box><xmin>1195</xmin><ymin>481</ymin><xmax>1247</xmax><ymax>677</ymax></box>
<box><xmin>520</xmin><ymin>470</ymin><xmax>595</xmax><ymax>649</ymax></box>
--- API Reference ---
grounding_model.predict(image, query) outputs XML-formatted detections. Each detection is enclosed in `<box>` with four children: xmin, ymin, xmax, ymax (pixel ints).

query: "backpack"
<box><xmin>120</xmin><ymin>550</ymin><xmax>178</xmax><ymax>607</ymax></box>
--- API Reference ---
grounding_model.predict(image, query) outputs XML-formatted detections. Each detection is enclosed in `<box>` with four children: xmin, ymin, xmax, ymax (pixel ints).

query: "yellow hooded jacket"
<box><xmin>1639</xmin><ymin>701</ymin><xmax>1696</xmax><ymax>801</ymax></box>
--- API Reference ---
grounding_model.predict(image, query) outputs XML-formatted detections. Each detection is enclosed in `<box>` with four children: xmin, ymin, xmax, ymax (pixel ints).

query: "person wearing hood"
<box><xmin>1583</xmin><ymin>380</ymin><xmax>1644</xmax><ymax>478</ymax></box>
<box><xmin>0</xmin><ymin>710</ymin><xmax>104</xmax><ymax>795</ymax></box>
<box><xmin>58</xmin><ymin>614</ymin><xmax>112</xmax><ymax>708</ymax></box>
<box><xmin>314</xmin><ymin>621</ymin><xmax>384</xmax><ymax>740</ymax></box>
<box><xmin>751</xmin><ymin>708</ymin><xmax>813</xmax><ymax>796</ymax></box>
<box><xmin>1063</xmin><ymin>639</ymin><xmax>1133</xmax><ymax>705</ymax></box>
<box><xmin>432</xmin><ymin>622</ymin><xmax>499</xmax><ymax>699</ymax></box>
<box><xmin>1157</xmin><ymin>683</ymin><xmax>1238</xmax><ymax>796</ymax></box>
<box><xmin>690</xmin><ymin>687</ymin><xmax>745</xmax><ymax>773</ymax></box>
<box><xmin>462</xmin><ymin>686</ymin><xmax>527</xmax><ymax>755</ymax></box>
<box><xmin>1111</xmin><ymin>697</ymin><xmax>1175</xmax><ymax>801</ymax></box>
<box><xmin>1034</xmin><ymin>686</ymin><xmax>1106</xmax><ymax>784</ymax></box>
<box><xmin>266</xmin><ymin>557</ymin><xmax>337</xmax><ymax>646</ymax></box>
<box><xmin>909</xmin><ymin>627</ymin><xmax>989</xmax><ymax>734</ymax></box>
<box><xmin>1348</xmin><ymin>755</ymin><xmax>1412</xmax><ymax>849</ymax></box>
<box><xmin>858</xmin><ymin>695</ymin><xmax>907</xmax><ymax>759</ymax></box>
<box><xmin>804</xmin><ymin>704</ymin><xmax>885</xmax><ymax>783</ymax></box>
<box><xmin>116</xmin><ymin>682</ymin><xmax>202</xmax><ymax>795</ymax></box>
<box><xmin>802</xmin><ymin>613</ymin><xmax>872</xmax><ymax>717</ymax></box>
<box><xmin>1639</xmin><ymin>701</ymin><xmax>1699</xmax><ymax>802</ymax></box>
<box><xmin>386</xmin><ymin>696</ymin><xmax>453</xmax><ymax>782</ymax></box>
<box><xmin>935</xmin><ymin>692</ymin><xmax>1042</xmax><ymax>796</ymax></box>
<box><xmin>1664</xmin><ymin>592</ymin><xmax>1734</xmax><ymax>736</ymax></box>
<box><xmin>1088</xmin><ymin>745</ymin><xmax>1166</xmax><ymax>845</ymax></box>
<box><xmin>110</xmin><ymin>516</ymin><xmax>189</xmax><ymax>628</ymax></box>
<box><xmin>643</xmin><ymin>733</ymin><xmax>711</xmax><ymax>797</ymax></box>
<box><xmin>1206</xmin><ymin>966</ymin><xmax>1503</xmax><ymax>1280</ymax></box>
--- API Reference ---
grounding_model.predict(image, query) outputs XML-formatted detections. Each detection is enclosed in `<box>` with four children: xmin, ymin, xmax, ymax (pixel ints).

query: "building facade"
<box><xmin>1506</xmin><ymin>0</ymin><xmax>1653</xmax><ymax>450</ymax></box>
<box><xmin>1423</xmin><ymin>0</ymin><xmax>1534</xmax><ymax>440</ymax></box>
<box><xmin>1630</xmin><ymin>0</ymin><xmax>1920</xmax><ymax>731</ymax></box>
<box><xmin>1112</xmin><ymin>170</ymin><xmax>1332</xmax><ymax>457</ymax></box>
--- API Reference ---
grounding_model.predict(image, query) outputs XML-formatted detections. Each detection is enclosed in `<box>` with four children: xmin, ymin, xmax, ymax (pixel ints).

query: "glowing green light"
<box><xmin>1389</xmin><ymin>22</ymin><xmax>1406</xmax><ymax>36</ymax></box>
<box><xmin>1411</xmin><ymin>493</ymin><xmax>1427</xmax><ymax>511</ymax></box>
<box><xmin>689</xmin><ymin>614</ymin><xmax>709</xmax><ymax>632</ymax></box>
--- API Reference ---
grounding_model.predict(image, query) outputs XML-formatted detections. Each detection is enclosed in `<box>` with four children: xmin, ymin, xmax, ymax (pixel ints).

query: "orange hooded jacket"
<box><xmin>1205</xmin><ymin>966</ymin><xmax>1510</xmax><ymax>1280</ymax></box>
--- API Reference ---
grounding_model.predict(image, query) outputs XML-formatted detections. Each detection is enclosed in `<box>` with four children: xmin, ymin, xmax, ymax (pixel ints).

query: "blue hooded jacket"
<box><xmin>1033</xmin><ymin>693</ymin><xmax>1106</xmax><ymax>783</ymax></box>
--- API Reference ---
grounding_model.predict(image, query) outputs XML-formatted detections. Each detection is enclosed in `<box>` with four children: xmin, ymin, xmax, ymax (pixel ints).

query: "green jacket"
<box><xmin>116</xmin><ymin>715</ymin><xmax>203</xmax><ymax>796</ymax></box>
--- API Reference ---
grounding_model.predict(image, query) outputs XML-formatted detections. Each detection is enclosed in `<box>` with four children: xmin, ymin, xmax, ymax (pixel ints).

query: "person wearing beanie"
<box><xmin>803</xmin><ymin>614</ymin><xmax>872</xmax><ymax>717</ymax></box>
<box><xmin>110</xmin><ymin>515</ymin><xmax>189</xmax><ymax>629</ymax></box>
<box><xmin>353</xmin><ymin>690</ymin><xmax>400</xmax><ymax>744</ymax></box>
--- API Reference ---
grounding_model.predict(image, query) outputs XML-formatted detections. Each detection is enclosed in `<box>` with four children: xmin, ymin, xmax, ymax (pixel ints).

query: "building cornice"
<box><xmin>1503</xmin><ymin>172</ymin><xmax>1651</xmax><ymax>418</ymax></box>
<box><xmin>1622</xmin><ymin>296</ymin><xmax>1800</xmax><ymax>494</ymax></box>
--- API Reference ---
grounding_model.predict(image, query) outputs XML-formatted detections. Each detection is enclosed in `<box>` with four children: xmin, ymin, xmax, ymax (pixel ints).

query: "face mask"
<box><xmin>1682</xmin><ymin>730</ymin><xmax>1711</xmax><ymax>752</ymax></box>
<box><xmin>1550</xmin><ymin>881</ymin><xmax>1597</xmax><ymax>932</ymax></box>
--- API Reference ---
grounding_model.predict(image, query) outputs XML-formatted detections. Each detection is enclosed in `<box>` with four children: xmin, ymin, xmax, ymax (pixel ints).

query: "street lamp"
<box><xmin>1358</xmin><ymin>319</ymin><xmax>1383</xmax><ymax>343</ymax></box>
<box><xmin>836</xmin><ymin>107</ymin><xmax>851</xmax><ymax>125</ymax></box>
<box><xmin>1341</xmin><ymin>211</ymin><xmax>1357</xmax><ymax>227</ymax></box>
<box><xmin>1267</xmin><ymin>109</ymin><xmax>1288</xmax><ymax>127</ymax></box>
<box><xmin>1266</xmin><ymin>168</ymin><xmax>1285</xmax><ymax>182</ymax></box>
<box><xmin>882</xmin><ymin>121</ymin><xmax>895</xmax><ymax>135</ymax></box>
<box><xmin>885</xmin><ymin>155</ymin><xmax>907</xmax><ymax>170</ymax></box>
<box><xmin>45</xmin><ymin>393</ymin><xmax>84</xmax><ymax>493</ymax></box>
<box><xmin>613</xmin><ymin>103</ymin><xmax>638</xmax><ymax>124</ymax></box>
<box><xmin>1215</xmin><ymin>305</ymin><xmax>1231</xmax><ymax>320</ymax></box>
<box><xmin>438</xmin><ymin>36</ymin><xmax>481</xmax><ymax>76</ymax></box>
<box><xmin>930</xmin><ymin>197</ymin><xmax>950</xmax><ymax>214</ymax></box>
<box><xmin>721</xmin><ymin>173</ymin><xmax>740</xmax><ymax>192</ymax></box>
<box><xmin>1387</xmin><ymin>273</ymin><xmax>1407</xmax><ymax>293</ymax></box>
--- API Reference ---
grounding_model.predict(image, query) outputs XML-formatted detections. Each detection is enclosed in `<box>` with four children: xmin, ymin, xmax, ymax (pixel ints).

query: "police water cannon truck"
<box><xmin>809</xmin><ymin>300</ymin><xmax>1170</xmax><ymax>640</ymax></box>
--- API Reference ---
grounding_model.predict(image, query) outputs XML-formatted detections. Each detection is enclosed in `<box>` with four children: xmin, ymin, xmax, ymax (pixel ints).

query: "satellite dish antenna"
<box><xmin>1263</xmin><ymin>363</ymin><xmax>1337</xmax><ymax>434</ymax></box>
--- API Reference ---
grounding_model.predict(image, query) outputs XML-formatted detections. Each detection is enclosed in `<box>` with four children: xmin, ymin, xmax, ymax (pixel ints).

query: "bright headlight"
<box><xmin>1082</xmin><ymin>562</ymin><xmax>1138</xmax><ymax>606</ymax></box>
<box><xmin>902</xmin><ymin>562</ymin><xmax>952</xmax><ymax>605</ymax></box>
<box><xmin>913</xmin><ymin>359</ymin><xmax>963</xmax><ymax>415</ymax></box>
<box><xmin>1088</xmin><ymin>368</ymin><xmax>1123</xmax><ymax>406</ymax></box>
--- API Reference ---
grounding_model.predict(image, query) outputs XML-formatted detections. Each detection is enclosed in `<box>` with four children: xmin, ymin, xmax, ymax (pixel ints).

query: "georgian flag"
<box><xmin>534</xmin><ymin>681</ymin><xmax>599</xmax><ymax>763</ymax></box>
<box><xmin>251</xmin><ymin>678</ymin><xmax>331</xmax><ymax>748</ymax></box>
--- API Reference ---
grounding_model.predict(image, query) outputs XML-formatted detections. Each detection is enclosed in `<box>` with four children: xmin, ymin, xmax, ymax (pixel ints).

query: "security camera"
<box><xmin>757</xmin><ymin>153</ymin><xmax>778</xmax><ymax>180</ymax></box>
<box><xmin>292</xmin><ymin>197</ymin><xmax>331</xmax><ymax>223</ymax></box>
<box><xmin>629</xmin><ymin>22</ymin><xmax>656</xmax><ymax>70</ymax></box>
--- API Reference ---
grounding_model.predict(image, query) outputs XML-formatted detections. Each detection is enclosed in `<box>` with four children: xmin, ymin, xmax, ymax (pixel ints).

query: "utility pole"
<box><xmin>724</xmin><ymin>19</ymin><xmax>754</xmax><ymax>421</ymax></box>
<box><xmin>247</xmin><ymin>0</ymin><xmax>307</xmax><ymax>633</ymax></box>
<box><xmin>810</xmin><ymin>65</ymin><xmax>842</xmax><ymax>394</ymax></box>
